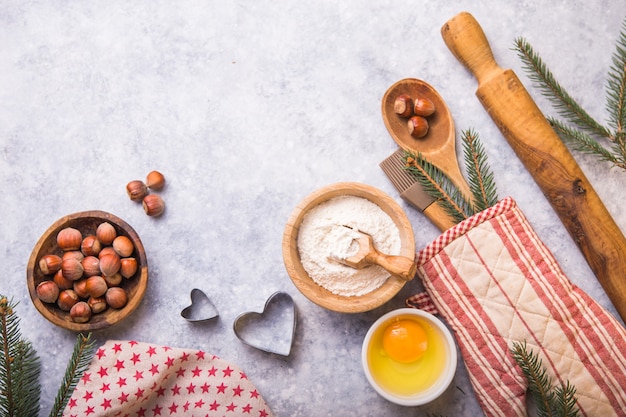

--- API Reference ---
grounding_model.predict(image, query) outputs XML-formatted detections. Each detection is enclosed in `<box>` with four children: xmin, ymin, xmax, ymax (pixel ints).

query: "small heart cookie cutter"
<box><xmin>233</xmin><ymin>292</ymin><xmax>297</xmax><ymax>356</ymax></box>
<box><xmin>181</xmin><ymin>288</ymin><xmax>220</xmax><ymax>322</ymax></box>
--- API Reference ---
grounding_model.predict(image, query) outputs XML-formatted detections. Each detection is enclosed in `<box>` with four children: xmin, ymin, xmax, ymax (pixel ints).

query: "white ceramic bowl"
<box><xmin>361</xmin><ymin>308</ymin><xmax>457</xmax><ymax>406</ymax></box>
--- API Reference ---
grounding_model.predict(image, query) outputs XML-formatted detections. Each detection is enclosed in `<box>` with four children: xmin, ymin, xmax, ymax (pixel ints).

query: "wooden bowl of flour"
<box><xmin>282</xmin><ymin>182</ymin><xmax>415</xmax><ymax>313</ymax></box>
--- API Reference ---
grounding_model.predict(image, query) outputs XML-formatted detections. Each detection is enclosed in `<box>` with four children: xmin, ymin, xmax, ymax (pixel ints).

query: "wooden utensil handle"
<box><xmin>441</xmin><ymin>11</ymin><xmax>501</xmax><ymax>84</ymax></box>
<box><xmin>441</xmin><ymin>11</ymin><xmax>626</xmax><ymax>324</ymax></box>
<box><xmin>370</xmin><ymin>252</ymin><xmax>416</xmax><ymax>282</ymax></box>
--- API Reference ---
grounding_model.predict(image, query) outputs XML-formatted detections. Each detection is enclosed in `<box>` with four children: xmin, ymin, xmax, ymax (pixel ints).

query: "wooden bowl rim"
<box><xmin>282</xmin><ymin>182</ymin><xmax>415</xmax><ymax>313</ymax></box>
<box><xmin>26</xmin><ymin>210</ymin><xmax>148</xmax><ymax>332</ymax></box>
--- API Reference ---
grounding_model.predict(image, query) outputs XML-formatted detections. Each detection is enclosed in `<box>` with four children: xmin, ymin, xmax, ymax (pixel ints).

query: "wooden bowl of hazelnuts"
<box><xmin>26</xmin><ymin>211</ymin><xmax>148</xmax><ymax>332</ymax></box>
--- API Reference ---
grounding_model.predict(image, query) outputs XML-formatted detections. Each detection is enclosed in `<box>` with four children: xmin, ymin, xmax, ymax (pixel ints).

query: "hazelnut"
<box><xmin>82</xmin><ymin>256</ymin><xmax>101</xmax><ymax>277</ymax></box>
<box><xmin>413</xmin><ymin>97</ymin><xmax>436</xmax><ymax>117</ymax></box>
<box><xmin>106</xmin><ymin>287</ymin><xmax>128</xmax><ymax>309</ymax></box>
<box><xmin>39</xmin><ymin>254</ymin><xmax>62</xmax><ymax>275</ymax></box>
<box><xmin>120</xmin><ymin>257</ymin><xmax>138</xmax><ymax>279</ymax></box>
<box><xmin>70</xmin><ymin>301</ymin><xmax>92</xmax><ymax>323</ymax></box>
<box><xmin>73</xmin><ymin>279</ymin><xmax>89</xmax><ymax>299</ymax></box>
<box><xmin>126</xmin><ymin>180</ymin><xmax>148</xmax><ymax>201</ymax></box>
<box><xmin>53</xmin><ymin>269</ymin><xmax>74</xmax><ymax>290</ymax></box>
<box><xmin>142</xmin><ymin>194</ymin><xmax>165</xmax><ymax>217</ymax></box>
<box><xmin>112</xmin><ymin>236</ymin><xmax>134</xmax><ymax>258</ymax></box>
<box><xmin>57</xmin><ymin>227</ymin><xmax>83</xmax><ymax>251</ymax></box>
<box><xmin>104</xmin><ymin>272</ymin><xmax>123</xmax><ymax>287</ymax></box>
<box><xmin>96</xmin><ymin>222</ymin><xmax>117</xmax><ymax>246</ymax></box>
<box><xmin>99</xmin><ymin>253</ymin><xmax>121</xmax><ymax>277</ymax></box>
<box><xmin>36</xmin><ymin>280</ymin><xmax>60</xmax><ymax>304</ymax></box>
<box><xmin>407</xmin><ymin>116</ymin><xmax>429</xmax><ymax>139</ymax></box>
<box><xmin>63</xmin><ymin>250</ymin><xmax>84</xmax><ymax>263</ymax></box>
<box><xmin>98</xmin><ymin>246</ymin><xmax>117</xmax><ymax>260</ymax></box>
<box><xmin>57</xmin><ymin>289</ymin><xmax>79</xmax><ymax>311</ymax></box>
<box><xmin>85</xmin><ymin>276</ymin><xmax>108</xmax><ymax>298</ymax></box>
<box><xmin>81</xmin><ymin>235</ymin><xmax>101</xmax><ymax>256</ymax></box>
<box><xmin>61</xmin><ymin>257</ymin><xmax>84</xmax><ymax>281</ymax></box>
<box><xmin>394</xmin><ymin>94</ymin><xmax>414</xmax><ymax>118</ymax></box>
<box><xmin>88</xmin><ymin>296</ymin><xmax>108</xmax><ymax>314</ymax></box>
<box><xmin>146</xmin><ymin>170</ymin><xmax>166</xmax><ymax>190</ymax></box>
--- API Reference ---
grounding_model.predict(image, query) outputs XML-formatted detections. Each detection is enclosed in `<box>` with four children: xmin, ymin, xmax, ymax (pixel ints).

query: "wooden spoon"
<box><xmin>330</xmin><ymin>226</ymin><xmax>416</xmax><ymax>282</ymax></box>
<box><xmin>382</xmin><ymin>78</ymin><xmax>471</xmax><ymax>199</ymax></box>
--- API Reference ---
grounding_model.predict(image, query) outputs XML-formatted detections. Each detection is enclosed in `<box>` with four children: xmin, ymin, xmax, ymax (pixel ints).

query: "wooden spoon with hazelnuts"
<box><xmin>381</xmin><ymin>78</ymin><xmax>471</xmax><ymax>199</ymax></box>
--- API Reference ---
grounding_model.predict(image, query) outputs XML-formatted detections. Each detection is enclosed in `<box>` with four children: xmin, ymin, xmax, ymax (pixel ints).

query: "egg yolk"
<box><xmin>382</xmin><ymin>319</ymin><xmax>428</xmax><ymax>363</ymax></box>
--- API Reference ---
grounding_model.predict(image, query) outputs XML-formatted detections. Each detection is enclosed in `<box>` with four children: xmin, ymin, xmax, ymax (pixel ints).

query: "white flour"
<box><xmin>297</xmin><ymin>195</ymin><xmax>402</xmax><ymax>296</ymax></box>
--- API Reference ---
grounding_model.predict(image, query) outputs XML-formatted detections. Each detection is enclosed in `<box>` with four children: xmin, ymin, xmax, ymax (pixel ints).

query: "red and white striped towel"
<box><xmin>410</xmin><ymin>197</ymin><xmax>626</xmax><ymax>416</ymax></box>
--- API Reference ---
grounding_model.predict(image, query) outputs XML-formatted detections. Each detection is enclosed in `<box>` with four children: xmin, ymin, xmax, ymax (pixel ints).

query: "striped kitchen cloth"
<box><xmin>410</xmin><ymin>196</ymin><xmax>626</xmax><ymax>417</ymax></box>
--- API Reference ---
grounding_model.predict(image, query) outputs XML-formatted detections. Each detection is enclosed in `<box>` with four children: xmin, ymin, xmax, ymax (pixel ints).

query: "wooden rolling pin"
<box><xmin>441</xmin><ymin>11</ymin><xmax>626</xmax><ymax>323</ymax></box>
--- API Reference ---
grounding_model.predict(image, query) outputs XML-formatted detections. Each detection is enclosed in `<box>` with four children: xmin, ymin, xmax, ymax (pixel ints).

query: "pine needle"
<box><xmin>513</xmin><ymin>37</ymin><xmax>610</xmax><ymax>138</ymax></box>
<box><xmin>510</xmin><ymin>341</ymin><xmax>580</xmax><ymax>417</ymax></box>
<box><xmin>462</xmin><ymin>129</ymin><xmax>499</xmax><ymax>211</ymax></box>
<box><xmin>48</xmin><ymin>333</ymin><xmax>96</xmax><ymax>417</ymax></box>
<box><xmin>606</xmin><ymin>18</ymin><xmax>626</xmax><ymax>143</ymax></box>
<box><xmin>402</xmin><ymin>151</ymin><xmax>473</xmax><ymax>223</ymax></box>
<box><xmin>513</xmin><ymin>18</ymin><xmax>626</xmax><ymax>171</ymax></box>
<box><xmin>0</xmin><ymin>296</ymin><xmax>41</xmax><ymax>417</ymax></box>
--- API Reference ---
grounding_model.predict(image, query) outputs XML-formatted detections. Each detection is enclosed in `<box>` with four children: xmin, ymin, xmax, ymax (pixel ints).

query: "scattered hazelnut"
<box><xmin>96</xmin><ymin>222</ymin><xmax>117</xmax><ymax>246</ymax></box>
<box><xmin>407</xmin><ymin>116</ymin><xmax>429</xmax><ymax>138</ymax></box>
<box><xmin>57</xmin><ymin>227</ymin><xmax>82</xmax><ymax>251</ymax></box>
<box><xmin>126</xmin><ymin>180</ymin><xmax>148</xmax><ymax>201</ymax></box>
<box><xmin>106</xmin><ymin>287</ymin><xmax>128</xmax><ymax>309</ymax></box>
<box><xmin>81</xmin><ymin>235</ymin><xmax>102</xmax><ymax>257</ymax></box>
<box><xmin>70</xmin><ymin>301</ymin><xmax>92</xmax><ymax>323</ymax></box>
<box><xmin>104</xmin><ymin>272</ymin><xmax>123</xmax><ymax>287</ymax></box>
<box><xmin>85</xmin><ymin>276</ymin><xmax>108</xmax><ymax>298</ymax></box>
<box><xmin>57</xmin><ymin>289</ymin><xmax>79</xmax><ymax>311</ymax></box>
<box><xmin>39</xmin><ymin>254</ymin><xmax>62</xmax><ymax>275</ymax></box>
<box><xmin>88</xmin><ymin>296</ymin><xmax>108</xmax><ymax>314</ymax></box>
<box><xmin>142</xmin><ymin>194</ymin><xmax>165</xmax><ymax>217</ymax></box>
<box><xmin>36</xmin><ymin>280</ymin><xmax>60</xmax><ymax>304</ymax></box>
<box><xmin>394</xmin><ymin>94</ymin><xmax>414</xmax><ymax>118</ymax></box>
<box><xmin>112</xmin><ymin>236</ymin><xmax>134</xmax><ymax>257</ymax></box>
<box><xmin>146</xmin><ymin>170</ymin><xmax>166</xmax><ymax>190</ymax></box>
<box><xmin>413</xmin><ymin>97</ymin><xmax>436</xmax><ymax>117</ymax></box>
<box><xmin>61</xmin><ymin>257</ymin><xmax>84</xmax><ymax>281</ymax></box>
<box><xmin>81</xmin><ymin>256</ymin><xmax>101</xmax><ymax>277</ymax></box>
<box><xmin>99</xmin><ymin>253</ymin><xmax>121</xmax><ymax>277</ymax></box>
<box><xmin>120</xmin><ymin>257</ymin><xmax>138</xmax><ymax>279</ymax></box>
<box><xmin>53</xmin><ymin>269</ymin><xmax>74</xmax><ymax>290</ymax></box>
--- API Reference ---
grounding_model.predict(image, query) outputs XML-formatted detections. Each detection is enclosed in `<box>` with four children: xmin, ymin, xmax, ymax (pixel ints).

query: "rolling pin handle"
<box><xmin>441</xmin><ymin>11</ymin><xmax>501</xmax><ymax>84</ymax></box>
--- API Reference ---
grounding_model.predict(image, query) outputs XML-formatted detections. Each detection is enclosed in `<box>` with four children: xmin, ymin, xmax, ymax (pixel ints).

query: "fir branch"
<box><xmin>548</xmin><ymin>117</ymin><xmax>623</xmax><ymax>168</ymax></box>
<box><xmin>0</xmin><ymin>296</ymin><xmax>41</xmax><ymax>417</ymax></box>
<box><xmin>402</xmin><ymin>151</ymin><xmax>473</xmax><ymax>223</ymax></box>
<box><xmin>510</xmin><ymin>341</ymin><xmax>580</xmax><ymax>417</ymax></box>
<box><xmin>513</xmin><ymin>37</ymin><xmax>610</xmax><ymax>139</ymax></box>
<box><xmin>49</xmin><ymin>333</ymin><xmax>96</xmax><ymax>417</ymax></box>
<box><xmin>606</xmin><ymin>18</ymin><xmax>626</xmax><ymax>142</ymax></box>
<box><xmin>462</xmin><ymin>129</ymin><xmax>499</xmax><ymax>211</ymax></box>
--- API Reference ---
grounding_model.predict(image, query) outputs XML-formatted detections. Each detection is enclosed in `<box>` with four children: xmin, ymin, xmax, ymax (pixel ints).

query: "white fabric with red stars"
<box><xmin>62</xmin><ymin>340</ymin><xmax>275</xmax><ymax>417</ymax></box>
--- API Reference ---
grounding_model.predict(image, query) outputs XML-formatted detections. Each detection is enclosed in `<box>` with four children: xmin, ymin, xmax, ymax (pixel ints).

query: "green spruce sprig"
<box><xmin>0</xmin><ymin>296</ymin><xmax>41</xmax><ymax>417</ymax></box>
<box><xmin>510</xmin><ymin>341</ymin><xmax>580</xmax><ymax>417</ymax></box>
<box><xmin>49</xmin><ymin>333</ymin><xmax>95</xmax><ymax>417</ymax></box>
<box><xmin>513</xmin><ymin>18</ymin><xmax>626</xmax><ymax>171</ymax></box>
<box><xmin>0</xmin><ymin>296</ymin><xmax>96</xmax><ymax>417</ymax></box>
<box><xmin>402</xmin><ymin>129</ymin><xmax>498</xmax><ymax>223</ymax></box>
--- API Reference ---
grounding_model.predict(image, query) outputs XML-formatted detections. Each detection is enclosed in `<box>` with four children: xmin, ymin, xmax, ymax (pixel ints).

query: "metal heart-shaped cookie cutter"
<box><xmin>233</xmin><ymin>292</ymin><xmax>297</xmax><ymax>356</ymax></box>
<box><xmin>181</xmin><ymin>288</ymin><xmax>220</xmax><ymax>322</ymax></box>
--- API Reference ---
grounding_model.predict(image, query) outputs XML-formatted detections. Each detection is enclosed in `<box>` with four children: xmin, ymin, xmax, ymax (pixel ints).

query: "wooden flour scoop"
<box><xmin>330</xmin><ymin>226</ymin><xmax>416</xmax><ymax>282</ymax></box>
<box><xmin>442</xmin><ymin>11</ymin><xmax>626</xmax><ymax>323</ymax></box>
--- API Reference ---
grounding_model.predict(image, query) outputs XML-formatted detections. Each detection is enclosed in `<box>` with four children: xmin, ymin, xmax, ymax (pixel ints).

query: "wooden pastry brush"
<box><xmin>380</xmin><ymin>149</ymin><xmax>456</xmax><ymax>232</ymax></box>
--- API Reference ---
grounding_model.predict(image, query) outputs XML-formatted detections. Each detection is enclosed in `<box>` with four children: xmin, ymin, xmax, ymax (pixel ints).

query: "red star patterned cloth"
<box><xmin>62</xmin><ymin>340</ymin><xmax>275</xmax><ymax>417</ymax></box>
